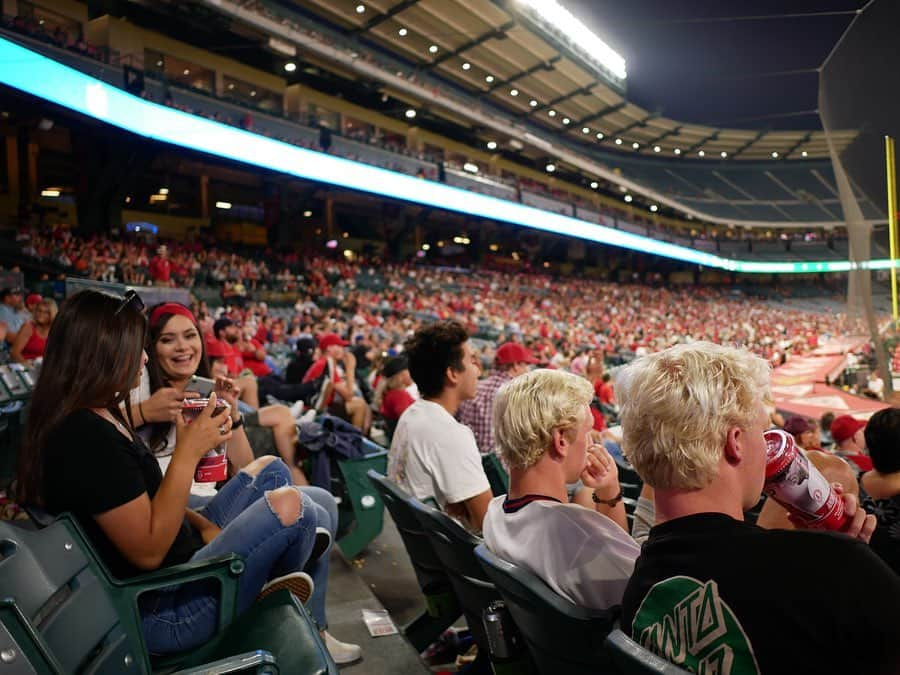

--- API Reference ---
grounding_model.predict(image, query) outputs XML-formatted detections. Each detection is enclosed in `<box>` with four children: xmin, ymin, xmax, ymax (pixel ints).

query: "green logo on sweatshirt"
<box><xmin>632</xmin><ymin>576</ymin><xmax>759</xmax><ymax>674</ymax></box>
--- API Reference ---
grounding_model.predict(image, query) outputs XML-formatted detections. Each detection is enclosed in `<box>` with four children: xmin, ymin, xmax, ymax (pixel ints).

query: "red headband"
<box><xmin>150</xmin><ymin>303</ymin><xmax>196</xmax><ymax>328</ymax></box>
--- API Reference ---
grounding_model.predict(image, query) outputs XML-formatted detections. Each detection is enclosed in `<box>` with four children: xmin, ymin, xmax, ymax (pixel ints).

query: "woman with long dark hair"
<box><xmin>17</xmin><ymin>290</ymin><xmax>323</xmax><ymax>656</ymax></box>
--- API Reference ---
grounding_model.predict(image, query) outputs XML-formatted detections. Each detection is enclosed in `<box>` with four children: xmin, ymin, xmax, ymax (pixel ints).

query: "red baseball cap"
<box><xmin>25</xmin><ymin>293</ymin><xmax>42</xmax><ymax>306</ymax></box>
<box><xmin>319</xmin><ymin>333</ymin><xmax>349</xmax><ymax>350</ymax></box>
<box><xmin>205</xmin><ymin>336</ymin><xmax>229</xmax><ymax>360</ymax></box>
<box><xmin>495</xmin><ymin>342</ymin><xmax>538</xmax><ymax>366</ymax></box>
<box><xmin>830</xmin><ymin>415</ymin><xmax>866</xmax><ymax>444</ymax></box>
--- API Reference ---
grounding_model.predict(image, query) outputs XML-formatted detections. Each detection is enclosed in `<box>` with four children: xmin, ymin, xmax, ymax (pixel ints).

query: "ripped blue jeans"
<box><xmin>140</xmin><ymin>458</ymin><xmax>317</xmax><ymax>655</ymax></box>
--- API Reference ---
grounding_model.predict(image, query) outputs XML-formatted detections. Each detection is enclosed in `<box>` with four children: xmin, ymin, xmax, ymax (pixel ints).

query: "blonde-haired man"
<box><xmin>482</xmin><ymin>369</ymin><xmax>640</xmax><ymax>610</ymax></box>
<box><xmin>617</xmin><ymin>342</ymin><xmax>898</xmax><ymax>675</ymax></box>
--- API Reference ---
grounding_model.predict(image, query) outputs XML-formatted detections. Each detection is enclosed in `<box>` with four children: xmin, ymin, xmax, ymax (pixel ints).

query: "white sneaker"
<box><xmin>257</xmin><ymin>571</ymin><xmax>314</xmax><ymax>605</ymax></box>
<box><xmin>290</xmin><ymin>400</ymin><xmax>305</xmax><ymax>418</ymax></box>
<box><xmin>323</xmin><ymin>631</ymin><xmax>362</xmax><ymax>665</ymax></box>
<box><xmin>298</xmin><ymin>408</ymin><xmax>317</xmax><ymax>426</ymax></box>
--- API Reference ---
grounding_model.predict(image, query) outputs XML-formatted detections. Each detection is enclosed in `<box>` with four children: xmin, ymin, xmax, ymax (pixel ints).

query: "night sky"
<box><xmin>562</xmin><ymin>0</ymin><xmax>867</xmax><ymax>130</ymax></box>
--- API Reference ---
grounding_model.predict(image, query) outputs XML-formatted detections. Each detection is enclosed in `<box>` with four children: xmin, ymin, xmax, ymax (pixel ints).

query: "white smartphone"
<box><xmin>188</xmin><ymin>375</ymin><xmax>215</xmax><ymax>397</ymax></box>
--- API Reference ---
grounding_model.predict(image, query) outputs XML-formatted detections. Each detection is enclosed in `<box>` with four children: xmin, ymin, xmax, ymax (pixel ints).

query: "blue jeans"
<box><xmin>140</xmin><ymin>459</ymin><xmax>318</xmax><ymax>655</ymax></box>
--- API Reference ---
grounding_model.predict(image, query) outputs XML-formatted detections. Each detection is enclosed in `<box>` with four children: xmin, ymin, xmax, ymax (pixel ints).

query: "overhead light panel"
<box><xmin>614</xmin><ymin>138</ymin><xmax>622</xmax><ymax>145</ymax></box>
<box><xmin>485</xmin><ymin>75</ymin><xmax>494</xmax><ymax>83</ymax></box>
<box><xmin>698</xmin><ymin>150</ymin><xmax>705</xmax><ymax>157</ymax></box>
<box><xmin>624</xmin><ymin>194</ymin><xmax>633</xmax><ymax>203</ymax></box>
<box><xmin>653</xmin><ymin>145</ymin><xmax>661</xmax><ymax>153</ymax></box>
<box><xmin>548</xmin><ymin>109</ymin><xmax>557</xmax><ymax>117</ymax></box>
<box><xmin>284</xmin><ymin>62</ymin><xmax>297</xmax><ymax>72</ymax></box>
<box><xmin>462</xmin><ymin>62</ymin><xmax>471</xmax><ymax>70</ymax></box>
<box><xmin>356</xmin><ymin>4</ymin><xmax>365</xmax><ymax>13</ymax></box>
<box><xmin>590</xmin><ymin>181</ymin><xmax>598</xmax><ymax>189</ymax></box>
<box><xmin>632</xmin><ymin>142</ymin><xmax>639</xmax><ymax>150</ymax></box>
<box><xmin>650</xmin><ymin>204</ymin><xmax>659</xmax><ymax>212</ymax></box>
<box><xmin>772</xmin><ymin>151</ymin><xmax>779</xmax><ymax>158</ymax></box>
<box><xmin>582</xmin><ymin>127</ymin><xmax>590</xmax><ymax>134</ymax></box>
<box><xmin>545</xmin><ymin>163</ymin><xmax>556</xmax><ymax>172</ymax></box>
<box><xmin>596</xmin><ymin>132</ymin><xmax>604</xmax><ymax>140</ymax></box>
<box><xmin>428</xmin><ymin>44</ymin><xmax>438</xmax><ymax>54</ymax></box>
<box><xmin>515</xmin><ymin>0</ymin><xmax>627</xmax><ymax>81</ymax></box>
<box><xmin>673</xmin><ymin>148</ymin><xmax>682</xmax><ymax>155</ymax></box>
<box><xmin>720</xmin><ymin>151</ymin><xmax>728</xmax><ymax>158</ymax></box>
<box><xmin>529</xmin><ymin>99</ymin><xmax>538</xmax><ymax>107</ymax></box>
<box><xmin>398</xmin><ymin>28</ymin><xmax>408</xmax><ymax>37</ymax></box>
<box><xmin>486</xmin><ymin>141</ymin><xmax>498</xmax><ymax>150</ymax></box>
<box><xmin>510</xmin><ymin>88</ymin><xmax>519</xmax><ymax>96</ymax></box>
<box><xmin>463</xmin><ymin>162</ymin><xmax>479</xmax><ymax>173</ymax></box>
<box><xmin>215</xmin><ymin>201</ymin><xmax>232</xmax><ymax>209</ymax></box>
<box><xmin>562</xmin><ymin>117</ymin><xmax>570</xmax><ymax>125</ymax></box>
<box><xmin>405</xmin><ymin>108</ymin><xmax>416</xmax><ymax>119</ymax></box>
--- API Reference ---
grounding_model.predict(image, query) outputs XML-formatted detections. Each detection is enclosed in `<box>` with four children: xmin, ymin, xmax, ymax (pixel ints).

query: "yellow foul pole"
<box><xmin>887</xmin><ymin>136</ymin><xmax>898</xmax><ymax>322</ymax></box>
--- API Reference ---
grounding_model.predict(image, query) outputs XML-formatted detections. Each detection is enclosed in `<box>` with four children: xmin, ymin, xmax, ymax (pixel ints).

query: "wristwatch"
<box><xmin>592</xmin><ymin>488</ymin><xmax>624</xmax><ymax>507</ymax></box>
<box><xmin>231</xmin><ymin>415</ymin><xmax>244</xmax><ymax>430</ymax></box>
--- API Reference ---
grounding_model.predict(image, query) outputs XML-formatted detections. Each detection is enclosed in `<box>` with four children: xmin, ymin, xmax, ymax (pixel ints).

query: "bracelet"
<box><xmin>137</xmin><ymin>400</ymin><xmax>145</xmax><ymax>425</ymax></box>
<box><xmin>231</xmin><ymin>415</ymin><xmax>244</xmax><ymax>430</ymax></box>
<box><xmin>592</xmin><ymin>488</ymin><xmax>624</xmax><ymax>507</ymax></box>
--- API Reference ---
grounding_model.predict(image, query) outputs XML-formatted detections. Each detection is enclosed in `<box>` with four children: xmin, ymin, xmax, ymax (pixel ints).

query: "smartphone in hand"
<box><xmin>188</xmin><ymin>375</ymin><xmax>215</xmax><ymax>397</ymax></box>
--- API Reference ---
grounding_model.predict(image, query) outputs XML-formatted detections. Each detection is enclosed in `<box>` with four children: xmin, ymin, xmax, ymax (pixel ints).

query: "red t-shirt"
<box><xmin>590</xmin><ymin>406</ymin><xmax>607</xmax><ymax>432</ymax></box>
<box><xmin>381</xmin><ymin>389</ymin><xmax>415</xmax><ymax>421</ymax></box>
<box><xmin>149</xmin><ymin>256</ymin><xmax>171</xmax><ymax>282</ymax></box>
<box><xmin>221</xmin><ymin>341</ymin><xmax>244</xmax><ymax>376</ymax></box>
<box><xmin>241</xmin><ymin>339</ymin><xmax>271</xmax><ymax>377</ymax></box>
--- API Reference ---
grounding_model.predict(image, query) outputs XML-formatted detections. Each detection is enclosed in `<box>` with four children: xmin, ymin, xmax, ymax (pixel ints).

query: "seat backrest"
<box><xmin>481</xmin><ymin>453</ymin><xmax>509</xmax><ymax>497</ymax></box>
<box><xmin>604</xmin><ymin>629</ymin><xmax>692</xmax><ymax>674</ymax></box>
<box><xmin>366</xmin><ymin>470</ymin><xmax>449</xmax><ymax>593</ymax></box>
<box><xmin>409</xmin><ymin>499</ymin><xmax>499</xmax><ymax>650</ymax></box>
<box><xmin>0</xmin><ymin>517</ymin><xmax>147</xmax><ymax>674</ymax></box>
<box><xmin>474</xmin><ymin>544</ymin><xmax>616</xmax><ymax>675</ymax></box>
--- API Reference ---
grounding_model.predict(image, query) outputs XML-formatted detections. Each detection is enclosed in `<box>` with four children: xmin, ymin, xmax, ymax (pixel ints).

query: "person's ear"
<box><xmin>445</xmin><ymin>365</ymin><xmax>460</xmax><ymax>388</ymax></box>
<box><xmin>550</xmin><ymin>427</ymin><xmax>568</xmax><ymax>462</ymax></box>
<box><xmin>723</xmin><ymin>425</ymin><xmax>743</xmax><ymax>466</ymax></box>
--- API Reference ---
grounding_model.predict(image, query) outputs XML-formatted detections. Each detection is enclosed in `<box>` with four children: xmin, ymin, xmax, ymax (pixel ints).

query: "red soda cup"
<box><xmin>182</xmin><ymin>398</ymin><xmax>230</xmax><ymax>483</ymax></box>
<box><xmin>763</xmin><ymin>429</ymin><xmax>849</xmax><ymax>531</ymax></box>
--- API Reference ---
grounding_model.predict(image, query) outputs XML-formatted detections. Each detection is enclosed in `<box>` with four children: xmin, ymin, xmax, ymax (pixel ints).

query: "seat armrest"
<box><xmin>172</xmin><ymin>649</ymin><xmax>276</xmax><ymax>675</ymax></box>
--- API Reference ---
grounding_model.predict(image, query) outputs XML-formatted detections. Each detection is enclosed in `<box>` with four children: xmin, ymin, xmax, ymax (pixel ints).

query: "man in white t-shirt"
<box><xmin>483</xmin><ymin>369</ymin><xmax>639</xmax><ymax>610</ymax></box>
<box><xmin>387</xmin><ymin>320</ymin><xmax>492</xmax><ymax>531</ymax></box>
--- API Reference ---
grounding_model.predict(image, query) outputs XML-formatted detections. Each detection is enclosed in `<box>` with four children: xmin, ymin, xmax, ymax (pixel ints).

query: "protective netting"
<box><xmin>819</xmin><ymin>0</ymin><xmax>897</xmax><ymax>392</ymax></box>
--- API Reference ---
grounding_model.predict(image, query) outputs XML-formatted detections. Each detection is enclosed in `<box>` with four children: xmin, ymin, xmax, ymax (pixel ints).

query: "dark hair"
<box><xmin>145</xmin><ymin>304</ymin><xmax>209</xmax><ymax>453</ymax></box>
<box><xmin>864</xmin><ymin>408</ymin><xmax>900</xmax><ymax>474</ymax></box>
<box><xmin>820</xmin><ymin>411</ymin><xmax>835</xmax><ymax>433</ymax></box>
<box><xmin>404</xmin><ymin>320</ymin><xmax>468</xmax><ymax>398</ymax></box>
<box><xmin>17</xmin><ymin>290</ymin><xmax>147</xmax><ymax>505</ymax></box>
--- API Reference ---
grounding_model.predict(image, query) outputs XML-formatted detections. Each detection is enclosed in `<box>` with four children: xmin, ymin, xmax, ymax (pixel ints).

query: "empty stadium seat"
<box><xmin>604</xmin><ymin>629</ymin><xmax>692</xmax><ymax>674</ymax></box>
<box><xmin>0</xmin><ymin>515</ymin><xmax>337</xmax><ymax>674</ymax></box>
<box><xmin>366</xmin><ymin>470</ymin><xmax>460</xmax><ymax>652</ymax></box>
<box><xmin>474</xmin><ymin>544</ymin><xmax>617</xmax><ymax>675</ymax></box>
<box><xmin>333</xmin><ymin>439</ymin><xmax>389</xmax><ymax>559</ymax></box>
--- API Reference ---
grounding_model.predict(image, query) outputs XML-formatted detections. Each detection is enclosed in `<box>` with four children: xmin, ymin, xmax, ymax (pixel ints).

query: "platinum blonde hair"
<box><xmin>493</xmin><ymin>369</ymin><xmax>594</xmax><ymax>470</ymax></box>
<box><xmin>616</xmin><ymin>341</ymin><xmax>771</xmax><ymax>490</ymax></box>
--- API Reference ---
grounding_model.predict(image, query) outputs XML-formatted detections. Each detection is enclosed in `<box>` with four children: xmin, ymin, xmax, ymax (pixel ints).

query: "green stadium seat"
<box><xmin>334</xmin><ymin>440</ymin><xmax>389</xmax><ymax>558</ymax></box>
<box><xmin>481</xmin><ymin>453</ymin><xmax>509</xmax><ymax>496</ymax></box>
<box><xmin>0</xmin><ymin>515</ymin><xmax>337</xmax><ymax>674</ymax></box>
<box><xmin>474</xmin><ymin>544</ymin><xmax>617</xmax><ymax>675</ymax></box>
<box><xmin>366</xmin><ymin>470</ymin><xmax>461</xmax><ymax>652</ymax></box>
<box><xmin>604</xmin><ymin>629</ymin><xmax>692</xmax><ymax>674</ymax></box>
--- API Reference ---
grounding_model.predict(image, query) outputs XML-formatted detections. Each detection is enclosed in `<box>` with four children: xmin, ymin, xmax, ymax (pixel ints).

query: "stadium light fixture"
<box><xmin>215</xmin><ymin>201</ymin><xmax>232</xmax><ymax>209</ymax></box>
<box><xmin>356</xmin><ymin>4</ymin><xmax>366</xmax><ymax>14</ymax></box>
<box><xmin>624</xmin><ymin>194</ymin><xmax>633</xmax><ymax>203</ymax></box>
<box><xmin>487</xmin><ymin>141</ymin><xmax>498</xmax><ymax>150</ymax></box>
<box><xmin>428</xmin><ymin>45</ymin><xmax>438</xmax><ymax>54</ymax></box>
<box><xmin>772</xmin><ymin>151</ymin><xmax>779</xmax><ymax>158</ymax></box>
<box><xmin>463</xmin><ymin>162</ymin><xmax>479</xmax><ymax>173</ymax></box>
<box><xmin>590</xmin><ymin>181</ymin><xmax>598</xmax><ymax>189</ymax></box>
<box><xmin>462</xmin><ymin>62</ymin><xmax>471</xmax><ymax>70</ymax></box>
<box><xmin>632</xmin><ymin>142</ymin><xmax>639</xmax><ymax>150</ymax></box>
<box><xmin>398</xmin><ymin>28</ymin><xmax>408</xmax><ymax>37</ymax></box>
<box><xmin>422</xmin><ymin>244</ymin><xmax>430</xmax><ymax>250</ymax></box>
<box><xmin>41</xmin><ymin>188</ymin><xmax>60</xmax><ymax>198</ymax></box>
<box><xmin>529</xmin><ymin>99</ymin><xmax>538</xmax><ymax>107</ymax></box>
<box><xmin>650</xmin><ymin>204</ymin><xmax>658</xmax><ymax>212</ymax></box>
<box><xmin>801</xmin><ymin>150</ymin><xmax>808</xmax><ymax>157</ymax></box>
<box><xmin>485</xmin><ymin>75</ymin><xmax>494</xmax><ymax>83</ymax></box>
<box><xmin>405</xmin><ymin>108</ymin><xmax>416</xmax><ymax>119</ymax></box>
<box><xmin>8</xmin><ymin>36</ymin><xmax>881</xmax><ymax>276</ymax></box>
<box><xmin>250</xmin><ymin>90</ymin><xmax>257</xmax><ymax>97</ymax></box>
<box><xmin>509</xmin><ymin>89</ymin><xmax>518</xmax><ymax>96</ymax></box>
<box><xmin>698</xmin><ymin>150</ymin><xmax>705</xmax><ymax>157</ymax></box>
<box><xmin>515</xmin><ymin>0</ymin><xmax>627</xmax><ymax>81</ymax></box>
<box><xmin>653</xmin><ymin>145</ymin><xmax>661</xmax><ymax>153</ymax></box>
<box><xmin>159</xmin><ymin>188</ymin><xmax>169</xmax><ymax>195</ymax></box>
<box><xmin>548</xmin><ymin>109</ymin><xmax>557</xmax><ymax>117</ymax></box>
<box><xmin>596</xmin><ymin>132</ymin><xmax>604</xmax><ymax>140</ymax></box>
<box><xmin>183</xmin><ymin>69</ymin><xmax>190</xmax><ymax>76</ymax></box>
<box><xmin>614</xmin><ymin>138</ymin><xmax>622</xmax><ymax>145</ymax></box>
<box><xmin>582</xmin><ymin>127</ymin><xmax>590</xmax><ymax>134</ymax></box>
<box><xmin>303</xmin><ymin>210</ymin><xmax>312</xmax><ymax>217</ymax></box>
<box><xmin>720</xmin><ymin>151</ymin><xmax>728</xmax><ymax>158</ymax></box>
<box><xmin>673</xmin><ymin>148</ymin><xmax>682</xmax><ymax>155</ymax></box>
<box><xmin>562</xmin><ymin>117</ymin><xmax>570</xmax><ymax>125</ymax></box>
<box><xmin>284</xmin><ymin>62</ymin><xmax>297</xmax><ymax>72</ymax></box>
<box><xmin>545</xmin><ymin>163</ymin><xmax>556</xmax><ymax>172</ymax></box>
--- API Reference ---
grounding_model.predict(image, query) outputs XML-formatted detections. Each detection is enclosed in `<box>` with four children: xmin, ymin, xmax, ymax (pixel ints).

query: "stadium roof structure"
<box><xmin>283</xmin><ymin>0</ymin><xmax>856</xmax><ymax>162</ymax></box>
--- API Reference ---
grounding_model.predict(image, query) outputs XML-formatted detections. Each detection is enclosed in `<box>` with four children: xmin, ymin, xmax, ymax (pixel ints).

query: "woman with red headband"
<box><xmin>132</xmin><ymin>302</ymin><xmax>360</xmax><ymax>664</ymax></box>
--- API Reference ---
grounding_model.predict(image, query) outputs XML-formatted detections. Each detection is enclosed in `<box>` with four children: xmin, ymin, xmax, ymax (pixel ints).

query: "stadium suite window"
<box><xmin>144</xmin><ymin>49</ymin><xmax>214</xmax><ymax>94</ymax></box>
<box><xmin>222</xmin><ymin>76</ymin><xmax>282</xmax><ymax>114</ymax></box>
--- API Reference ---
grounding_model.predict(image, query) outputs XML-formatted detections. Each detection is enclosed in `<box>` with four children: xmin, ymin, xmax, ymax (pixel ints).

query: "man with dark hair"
<box><xmin>387</xmin><ymin>320</ymin><xmax>492</xmax><ymax>531</ymax></box>
<box><xmin>458</xmin><ymin>341</ymin><xmax>537</xmax><ymax>456</ymax></box>
<box><xmin>861</xmin><ymin>408</ymin><xmax>900</xmax><ymax>574</ymax></box>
